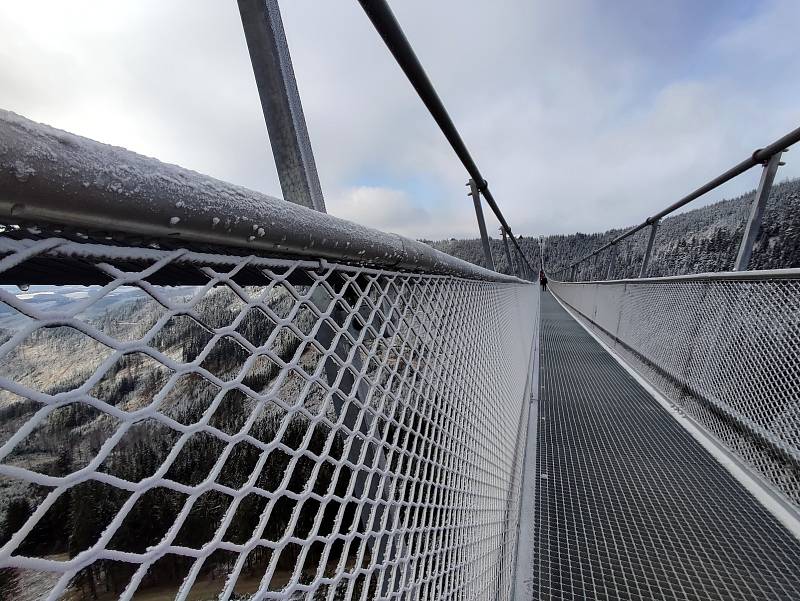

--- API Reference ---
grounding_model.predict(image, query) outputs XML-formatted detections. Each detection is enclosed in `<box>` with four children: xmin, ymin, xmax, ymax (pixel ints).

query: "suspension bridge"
<box><xmin>0</xmin><ymin>1</ymin><xmax>798</xmax><ymax>600</ymax></box>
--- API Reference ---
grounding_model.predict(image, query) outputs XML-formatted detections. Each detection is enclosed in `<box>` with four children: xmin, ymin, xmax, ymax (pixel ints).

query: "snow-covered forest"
<box><xmin>427</xmin><ymin>178</ymin><xmax>800</xmax><ymax>278</ymax></box>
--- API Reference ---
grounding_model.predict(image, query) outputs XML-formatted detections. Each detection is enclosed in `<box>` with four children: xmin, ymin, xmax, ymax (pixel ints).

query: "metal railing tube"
<box><xmin>355</xmin><ymin>0</ymin><xmax>534</xmax><ymax>276</ymax></box>
<box><xmin>556</xmin><ymin>125</ymin><xmax>800</xmax><ymax>275</ymax></box>
<box><xmin>0</xmin><ymin>110</ymin><xmax>523</xmax><ymax>284</ymax></box>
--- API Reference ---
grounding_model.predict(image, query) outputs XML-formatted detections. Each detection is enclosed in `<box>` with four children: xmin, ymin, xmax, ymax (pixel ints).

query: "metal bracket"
<box><xmin>734</xmin><ymin>152</ymin><xmax>783</xmax><ymax>271</ymax></box>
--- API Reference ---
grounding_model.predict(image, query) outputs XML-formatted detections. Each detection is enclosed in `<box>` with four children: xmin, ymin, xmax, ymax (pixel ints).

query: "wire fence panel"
<box><xmin>550</xmin><ymin>275</ymin><xmax>800</xmax><ymax>510</ymax></box>
<box><xmin>0</xmin><ymin>231</ymin><xmax>536</xmax><ymax>601</ymax></box>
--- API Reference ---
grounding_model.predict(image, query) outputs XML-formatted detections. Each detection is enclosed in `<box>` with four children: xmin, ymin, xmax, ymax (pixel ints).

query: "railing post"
<box><xmin>238</xmin><ymin>0</ymin><xmax>326</xmax><ymax>212</ymax></box>
<box><xmin>639</xmin><ymin>220</ymin><xmax>659</xmax><ymax>278</ymax></box>
<box><xmin>517</xmin><ymin>248</ymin><xmax>529</xmax><ymax>280</ymax></box>
<box><xmin>500</xmin><ymin>226</ymin><xmax>514</xmax><ymax>274</ymax></box>
<box><xmin>606</xmin><ymin>244</ymin><xmax>617</xmax><ymax>280</ymax></box>
<box><xmin>733</xmin><ymin>151</ymin><xmax>783</xmax><ymax>271</ymax></box>
<box><xmin>468</xmin><ymin>179</ymin><xmax>495</xmax><ymax>271</ymax></box>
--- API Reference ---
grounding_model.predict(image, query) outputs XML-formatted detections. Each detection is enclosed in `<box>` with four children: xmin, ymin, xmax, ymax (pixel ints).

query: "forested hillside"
<box><xmin>0</xmin><ymin>286</ymin><xmax>376</xmax><ymax>600</ymax></box>
<box><xmin>427</xmin><ymin>178</ymin><xmax>800</xmax><ymax>278</ymax></box>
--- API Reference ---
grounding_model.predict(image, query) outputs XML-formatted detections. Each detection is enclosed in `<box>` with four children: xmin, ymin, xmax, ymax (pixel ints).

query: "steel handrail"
<box><xmin>553</xmin><ymin>266</ymin><xmax>800</xmax><ymax>285</ymax></box>
<box><xmin>0</xmin><ymin>110</ymin><xmax>523</xmax><ymax>284</ymax></box>
<box><xmin>357</xmin><ymin>0</ymin><xmax>535</xmax><ymax>276</ymax></box>
<box><xmin>553</xmin><ymin>125</ymin><xmax>800</xmax><ymax>276</ymax></box>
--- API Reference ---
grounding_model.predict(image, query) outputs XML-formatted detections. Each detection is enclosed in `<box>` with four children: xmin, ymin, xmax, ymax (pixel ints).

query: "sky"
<box><xmin>0</xmin><ymin>0</ymin><xmax>798</xmax><ymax>240</ymax></box>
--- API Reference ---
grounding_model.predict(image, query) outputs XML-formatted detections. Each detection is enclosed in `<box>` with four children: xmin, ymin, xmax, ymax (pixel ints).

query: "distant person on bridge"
<box><xmin>539</xmin><ymin>270</ymin><xmax>548</xmax><ymax>291</ymax></box>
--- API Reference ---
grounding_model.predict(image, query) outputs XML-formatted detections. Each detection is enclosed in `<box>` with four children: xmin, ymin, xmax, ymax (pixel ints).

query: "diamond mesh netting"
<box><xmin>0</xmin><ymin>232</ymin><xmax>536</xmax><ymax>600</ymax></box>
<box><xmin>551</xmin><ymin>276</ymin><xmax>800</xmax><ymax>510</ymax></box>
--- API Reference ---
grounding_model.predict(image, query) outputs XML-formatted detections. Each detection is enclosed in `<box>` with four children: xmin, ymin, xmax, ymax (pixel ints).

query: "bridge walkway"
<box><xmin>531</xmin><ymin>292</ymin><xmax>800</xmax><ymax>600</ymax></box>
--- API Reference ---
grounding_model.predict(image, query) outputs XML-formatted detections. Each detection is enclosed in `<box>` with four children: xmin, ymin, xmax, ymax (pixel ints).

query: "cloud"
<box><xmin>329</xmin><ymin>186</ymin><xmax>430</xmax><ymax>237</ymax></box>
<box><xmin>328</xmin><ymin>185</ymin><xmax>480</xmax><ymax>240</ymax></box>
<box><xmin>0</xmin><ymin>0</ymin><xmax>796</xmax><ymax>240</ymax></box>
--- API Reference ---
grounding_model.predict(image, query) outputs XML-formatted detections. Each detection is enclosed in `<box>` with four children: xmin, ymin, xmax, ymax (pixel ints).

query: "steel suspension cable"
<box><xmin>356</xmin><ymin>0</ymin><xmax>534</xmax><ymax>275</ymax></box>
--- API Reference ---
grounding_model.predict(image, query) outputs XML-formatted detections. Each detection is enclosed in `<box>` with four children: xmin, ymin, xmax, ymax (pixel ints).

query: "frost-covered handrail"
<box><xmin>0</xmin><ymin>110</ymin><xmax>521</xmax><ymax>283</ymax></box>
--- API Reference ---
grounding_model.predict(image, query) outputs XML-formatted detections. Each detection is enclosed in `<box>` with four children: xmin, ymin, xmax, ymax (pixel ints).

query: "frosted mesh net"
<box><xmin>551</xmin><ymin>276</ymin><xmax>800</xmax><ymax>509</ymax></box>
<box><xmin>0</xmin><ymin>232</ymin><xmax>536</xmax><ymax>601</ymax></box>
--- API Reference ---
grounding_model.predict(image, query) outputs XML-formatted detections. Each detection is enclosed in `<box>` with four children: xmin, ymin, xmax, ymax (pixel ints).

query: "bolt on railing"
<box><xmin>551</xmin><ymin>126</ymin><xmax>800</xmax><ymax>281</ymax></box>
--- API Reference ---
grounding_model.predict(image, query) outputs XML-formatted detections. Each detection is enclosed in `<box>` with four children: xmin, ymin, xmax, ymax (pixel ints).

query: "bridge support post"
<box><xmin>606</xmin><ymin>244</ymin><xmax>617</xmax><ymax>280</ymax></box>
<box><xmin>639</xmin><ymin>220</ymin><xmax>659</xmax><ymax>278</ymax></box>
<box><xmin>468</xmin><ymin>179</ymin><xmax>496</xmax><ymax>271</ymax></box>
<box><xmin>500</xmin><ymin>226</ymin><xmax>514</xmax><ymax>275</ymax></box>
<box><xmin>571</xmin><ymin>265</ymin><xmax>577</xmax><ymax>282</ymax></box>
<box><xmin>734</xmin><ymin>151</ymin><xmax>783</xmax><ymax>271</ymax></box>
<box><xmin>518</xmin><ymin>248</ymin><xmax>530</xmax><ymax>280</ymax></box>
<box><xmin>238</xmin><ymin>0</ymin><xmax>326</xmax><ymax>212</ymax></box>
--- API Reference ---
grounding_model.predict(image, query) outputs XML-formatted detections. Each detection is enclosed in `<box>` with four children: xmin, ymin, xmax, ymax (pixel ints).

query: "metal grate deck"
<box><xmin>533</xmin><ymin>293</ymin><xmax>800</xmax><ymax>600</ymax></box>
